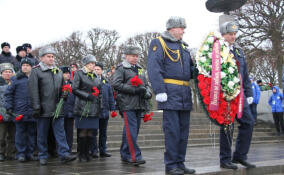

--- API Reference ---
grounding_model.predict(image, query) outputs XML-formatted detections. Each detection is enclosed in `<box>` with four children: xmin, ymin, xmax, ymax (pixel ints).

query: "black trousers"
<box><xmin>272</xmin><ymin>112</ymin><xmax>284</xmax><ymax>133</ymax></box>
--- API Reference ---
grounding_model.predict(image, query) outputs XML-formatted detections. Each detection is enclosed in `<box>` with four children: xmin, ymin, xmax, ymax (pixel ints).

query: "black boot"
<box><xmin>78</xmin><ymin>137</ymin><xmax>87</xmax><ymax>162</ymax></box>
<box><xmin>86</xmin><ymin>136</ymin><xmax>92</xmax><ymax>162</ymax></box>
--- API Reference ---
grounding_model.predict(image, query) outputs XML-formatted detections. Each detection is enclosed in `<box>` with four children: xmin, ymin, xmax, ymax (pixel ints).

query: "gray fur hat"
<box><xmin>39</xmin><ymin>46</ymin><xmax>56</xmax><ymax>57</ymax></box>
<box><xmin>81</xmin><ymin>55</ymin><xmax>96</xmax><ymax>66</ymax></box>
<box><xmin>219</xmin><ymin>15</ymin><xmax>239</xmax><ymax>34</ymax></box>
<box><xmin>0</xmin><ymin>63</ymin><xmax>14</xmax><ymax>74</ymax></box>
<box><xmin>166</xmin><ymin>16</ymin><xmax>187</xmax><ymax>30</ymax></box>
<box><xmin>123</xmin><ymin>45</ymin><xmax>141</xmax><ymax>55</ymax></box>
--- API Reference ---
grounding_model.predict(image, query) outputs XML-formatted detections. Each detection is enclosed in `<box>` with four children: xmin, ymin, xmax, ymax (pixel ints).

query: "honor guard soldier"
<box><xmin>112</xmin><ymin>45</ymin><xmax>152</xmax><ymax>166</ymax></box>
<box><xmin>28</xmin><ymin>46</ymin><xmax>76</xmax><ymax>165</ymax></box>
<box><xmin>147</xmin><ymin>17</ymin><xmax>195</xmax><ymax>175</ymax></box>
<box><xmin>218</xmin><ymin>16</ymin><xmax>256</xmax><ymax>170</ymax></box>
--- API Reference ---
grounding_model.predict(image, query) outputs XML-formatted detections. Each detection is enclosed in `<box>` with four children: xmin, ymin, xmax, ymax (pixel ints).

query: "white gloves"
<box><xmin>156</xmin><ymin>93</ymin><xmax>168</xmax><ymax>102</ymax></box>
<box><xmin>247</xmin><ymin>97</ymin><xmax>253</xmax><ymax>105</ymax></box>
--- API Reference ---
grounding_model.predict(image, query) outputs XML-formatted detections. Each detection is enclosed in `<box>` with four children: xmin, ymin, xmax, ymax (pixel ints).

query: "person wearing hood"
<box><xmin>250</xmin><ymin>78</ymin><xmax>261</xmax><ymax>124</ymax></box>
<box><xmin>22</xmin><ymin>43</ymin><xmax>39</xmax><ymax>65</ymax></box>
<box><xmin>4</xmin><ymin>58</ymin><xmax>37</xmax><ymax>162</ymax></box>
<box><xmin>0</xmin><ymin>63</ymin><xmax>15</xmax><ymax>161</ymax></box>
<box><xmin>147</xmin><ymin>17</ymin><xmax>195</xmax><ymax>175</ymax></box>
<box><xmin>268</xmin><ymin>86</ymin><xmax>284</xmax><ymax>136</ymax></box>
<box><xmin>0</xmin><ymin>42</ymin><xmax>18</xmax><ymax>71</ymax></box>
<box><xmin>28</xmin><ymin>46</ymin><xmax>76</xmax><ymax>165</ymax></box>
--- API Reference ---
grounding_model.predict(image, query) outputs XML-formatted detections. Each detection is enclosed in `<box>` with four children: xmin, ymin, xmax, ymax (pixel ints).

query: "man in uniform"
<box><xmin>147</xmin><ymin>17</ymin><xmax>195</xmax><ymax>175</ymax></box>
<box><xmin>28</xmin><ymin>46</ymin><xmax>76</xmax><ymax>165</ymax></box>
<box><xmin>112</xmin><ymin>45</ymin><xmax>152</xmax><ymax>166</ymax></box>
<box><xmin>0</xmin><ymin>42</ymin><xmax>18</xmax><ymax>71</ymax></box>
<box><xmin>218</xmin><ymin>16</ymin><xmax>256</xmax><ymax>170</ymax></box>
<box><xmin>22</xmin><ymin>43</ymin><xmax>39</xmax><ymax>65</ymax></box>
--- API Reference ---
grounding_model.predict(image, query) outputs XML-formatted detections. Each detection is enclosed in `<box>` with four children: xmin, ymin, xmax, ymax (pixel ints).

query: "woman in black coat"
<box><xmin>72</xmin><ymin>55</ymin><xmax>101</xmax><ymax>162</ymax></box>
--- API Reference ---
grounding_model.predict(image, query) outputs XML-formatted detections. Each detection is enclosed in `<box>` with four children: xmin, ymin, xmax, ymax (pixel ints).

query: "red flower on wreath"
<box><xmin>92</xmin><ymin>86</ymin><xmax>100</xmax><ymax>96</ymax></box>
<box><xmin>130</xmin><ymin>75</ymin><xmax>143</xmax><ymax>87</ymax></box>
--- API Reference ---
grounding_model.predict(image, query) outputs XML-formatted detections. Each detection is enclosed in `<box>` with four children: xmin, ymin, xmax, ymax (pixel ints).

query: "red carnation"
<box><xmin>144</xmin><ymin>112</ymin><xmax>153</xmax><ymax>122</ymax></box>
<box><xmin>210</xmin><ymin>112</ymin><xmax>218</xmax><ymax>119</ymax></box>
<box><xmin>15</xmin><ymin>115</ymin><xmax>23</xmax><ymax>121</ymax></box>
<box><xmin>130</xmin><ymin>75</ymin><xmax>143</xmax><ymax>87</ymax></box>
<box><xmin>198</xmin><ymin>81</ymin><xmax>207</xmax><ymax>90</ymax></box>
<box><xmin>92</xmin><ymin>86</ymin><xmax>100</xmax><ymax>97</ymax></box>
<box><xmin>111</xmin><ymin>111</ymin><xmax>117</xmax><ymax>118</ymax></box>
<box><xmin>197</xmin><ymin>74</ymin><xmax>205</xmax><ymax>82</ymax></box>
<box><xmin>62</xmin><ymin>84</ymin><xmax>72</xmax><ymax>93</ymax></box>
<box><xmin>216</xmin><ymin>116</ymin><xmax>224</xmax><ymax>124</ymax></box>
<box><xmin>205</xmin><ymin>77</ymin><xmax>211</xmax><ymax>85</ymax></box>
<box><xmin>0</xmin><ymin>115</ymin><xmax>3</xmax><ymax>123</ymax></box>
<box><xmin>203</xmin><ymin>97</ymin><xmax>210</xmax><ymax>105</ymax></box>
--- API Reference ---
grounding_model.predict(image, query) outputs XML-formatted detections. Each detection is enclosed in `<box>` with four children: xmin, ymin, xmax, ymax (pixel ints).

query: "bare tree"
<box><xmin>125</xmin><ymin>32</ymin><xmax>160</xmax><ymax>68</ymax></box>
<box><xmin>87</xmin><ymin>28</ymin><xmax>120</xmax><ymax>64</ymax></box>
<box><xmin>232</xmin><ymin>0</ymin><xmax>284</xmax><ymax>87</ymax></box>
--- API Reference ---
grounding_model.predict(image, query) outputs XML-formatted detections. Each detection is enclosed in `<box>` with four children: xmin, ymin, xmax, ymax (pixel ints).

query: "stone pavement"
<box><xmin>1</xmin><ymin>143</ymin><xmax>284</xmax><ymax>175</ymax></box>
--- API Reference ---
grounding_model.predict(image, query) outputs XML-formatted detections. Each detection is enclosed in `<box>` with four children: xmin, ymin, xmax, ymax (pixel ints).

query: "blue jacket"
<box><xmin>100</xmin><ymin>77</ymin><xmax>115</xmax><ymax>119</ymax></box>
<box><xmin>252</xmin><ymin>82</ymin><xmax>261</xmax><ymax>104</ymax></box>
<box><xmin>63</xmin><ymin>80</ymin><xmax>75</xmax><ymax>118</ymax></box>
<box><xmin>268</xmin><ymin>86</ymin><xmax>283</xmax><ymax>112</ymax></box>
<box><xmin>4</xmin><ymin>72</ymin><xmax>35</xmax><ymax>122</ymax></box>
<box><xmin>231</xmin><ymin>45</ymin><xmax>253</xmax><ymax>108</ymax></box>
<box><xmin>147</xmin><ymin>31</ymin><xmax>193</xmax><ymax>110</ymax></box>
<box><xmin>282</xmin><ymin>66</ymin><xmax>284</xmax><ymax>94</ymax></box>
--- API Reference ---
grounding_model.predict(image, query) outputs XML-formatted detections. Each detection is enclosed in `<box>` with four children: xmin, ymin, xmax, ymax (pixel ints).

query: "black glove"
<box><xmin>144</xmin><ymin>89</ymin><xmax>152</xmax><ymax>99</ymax></box>
<box><xmin>135</xmin><ymin>86</ymin><xmax>147</xmax><ymax>94</ymax></box>
<box><xmin>32</xmin><ymin>109</ymin><xmax>41</xmax><ymax>118</ymax></box>
<box><xmin>6</xmin><ymin>109</ymin><xmax>13</xmax><ymax>116</ymax></box>
<box><xmin>87</xmin><ymin>94</ymin><xmax>96</xmax><ymax>101</ymax></box>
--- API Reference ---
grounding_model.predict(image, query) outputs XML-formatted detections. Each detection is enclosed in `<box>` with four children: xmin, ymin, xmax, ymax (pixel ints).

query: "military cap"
<box><xmin>39</xmin><ymin>46</ymin><xmax>56</xmax><ymax>57</ymax></box>
<box><xmin>166</xmin><ymin>16</ymin><xmax>187</xmax><ymax>30</ymax></box>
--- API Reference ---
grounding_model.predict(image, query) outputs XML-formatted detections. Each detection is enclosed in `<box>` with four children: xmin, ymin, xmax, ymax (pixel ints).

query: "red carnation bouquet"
<box><xmin>130</xmin><ymin>75</ymin><xmax>143</xmax><ymax>87</ymax></box>
<box><xmin>111</xmin><ymin>111</ymin><xmax>117</xmax><ymax>118</ymax></box>
<box><xmin>53</xmin><ymin>84</ymin><xmax>72</xmax><ymax>120</ymax></box>
<box><xmin>81</xmin><ymin>86</ymin><xmax>100</xmax><ymax>119</ymax></box>
<box><xmin>0</xmin><ymin>115</ymin><xmax>3</xmax><ymax>123</ymax></box>
<box><xmin>144</xmin><ymin>112</ymin><xmax>153</xmax><ymax>123</ymax></box>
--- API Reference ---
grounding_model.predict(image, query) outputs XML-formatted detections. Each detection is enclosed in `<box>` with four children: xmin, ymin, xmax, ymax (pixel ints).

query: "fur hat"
<box><xmin>60</xmin><ymin>66</ymin><xmax>71</xmax><ymax>73</ymax></box>
<box><xmin>39</xmin><ymin>46</ymin><xmax>56</xmax><ymax>57</ymax></box>
<box><xmin>123</xmin><ymin>45</ymin><xmax>141</xmax><ymax>55</ymax></box>
<box><xmin>95</xmin><ymin>62</ymin><xmax>104</xmax><ymax>70</ymax></box>
<box><xmin>81</xmin><ymin>55</ymin><xmax>96</xmax><ymax>66</ymax></box>
<box><xmin>1</xmin><ymin>42</ymin><xmax>10</xmax><ymax>49</ymax></box>
<box><xmin>219</xmin><ymin>14</ymin><xmax>239</xmax><ymax>34</ymax></box>
<box><xmin>23</xmin><ymin>43</ymin><xmax>32</xmax><ymax>49</ymax></box>
<box><xmin>21</xmin><ymin>57</ymin><xmax>35</xmax><ymax>67</ymax></box>
<box><xmin>0</xmin><ymin>63</ymin><xmax>14</xmax><ymax>73</ymax></box>
<box><xmin>16</xmin><ymin>46</ymin><xmax>27</xmax><ymax>54</ymax></box>
<box><xmin>166</xmin><ymin>16</ymin><xmax>187</xmax><ymax>30</ymax></box>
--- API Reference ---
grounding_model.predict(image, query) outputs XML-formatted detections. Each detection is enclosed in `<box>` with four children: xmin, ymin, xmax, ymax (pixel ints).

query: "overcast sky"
<box><xmin>0</xmin><ymin>0</ymin><xmax>221</xmax><ymax>55</ymax></box>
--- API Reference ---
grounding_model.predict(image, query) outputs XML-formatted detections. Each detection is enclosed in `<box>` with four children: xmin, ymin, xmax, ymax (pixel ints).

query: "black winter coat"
<box><xmin>72</xmin><ymin>68</ymin><xmax>101</xmax><ymax>118</ymax></box>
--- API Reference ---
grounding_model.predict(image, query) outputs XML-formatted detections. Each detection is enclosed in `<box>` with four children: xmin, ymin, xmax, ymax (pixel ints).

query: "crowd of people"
<box><xmin>0</xmin><ymin>16</ymin><xmax>283</xmax><ymax>175</ymax></box>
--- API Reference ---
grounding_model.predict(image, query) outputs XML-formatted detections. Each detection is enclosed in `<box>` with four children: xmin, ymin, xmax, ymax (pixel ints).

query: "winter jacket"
<box><xmin>28</xmin><ymin>62</ymin><xmax>64</xmax><ymax>118</ymax></box>
<box><xmin>0</xmin><ymin>77</ymin><xmax>12</xmax><ymax>121</ymax></box>
<box><xmin>0</xmin><ymin>52</ymin><xmax>19</xmax><ymax>71</ymax></box>
<box><xmin>72</xmin><ymin>68</ymin><xmax>101</xmax><ymax>118</ymax></box>
<box><xmin>4</xmin><ymin>71</ymin><xmax>35</xmax><ymax>122</ymax></box>
<box><xmin>268</xmin><ymin>86</ymin><xmax>283</xmax><ymax>113</ymax></box>
<box><xmin>99</xmin><ymin>76</ymin><xmax>115</xmax><ymax>119</ymax></box>
<box><xmin>63</xmin><ymin>80</ymin><xmax>75</xmax><ymax>118</ymax></box>
<box><xmin>252</xmin><ymin>82</ymin><xmax>261</xmax><ymax>104</ymax></box>
<box><xmin>112</xmin><ymin>60</ymin><xmax>152</xmax><ymax>111</ymax></box>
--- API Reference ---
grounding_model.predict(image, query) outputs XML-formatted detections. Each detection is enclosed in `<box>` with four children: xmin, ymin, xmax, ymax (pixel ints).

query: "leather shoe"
<box><xmin>166</xmin><ymin>168</ymin><xmax>184</xmax><ymax>175</ymax></box>
<box><xmin>121</xmin><ymin>159</ymin><xmax>146</xmax><ymax>166</ymax></box>
<box><xmin>61</xmin><ymin>154</ymin><xmax>76</xmax><ymax>163</ymax></box>
<box><xmin>18</xmin><ymin>156</ymin><xmax>26</xmax><ymax>162</ymax></box>
<box><xmin>92</xmin><ymin>152</ymin><xmax>99</xmax><ymax>158</ymax></box>
<box><xmin>40</xmin><ymin>159</ymin><xmax>47</xmax><ymax>165</ymax></box>
<box><xmin>181</xmin><ymin>167</ymin><xmax>196</xmax><ymax>174</ymax></box>
<box><xmin>232</xmin><ymin>159</ymin><xmax>256</xmax><ymax>168</ymax></box>
<box><xmin>220</xmin><ymin>162</ymin><xmax>238</xmax><ymax>170</ymax></box>
<box><xmin>100</xmin><ymin>152</ymin><xmax>112</xmax><ymax>157</ymax></box>
<box><xmin>0</xmin><ymin>154</ymin><xmax>4</xmax><ymax>161</ymax></box>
